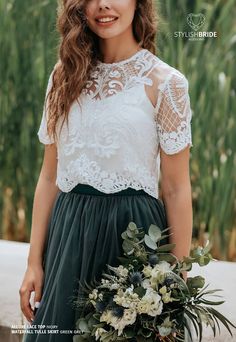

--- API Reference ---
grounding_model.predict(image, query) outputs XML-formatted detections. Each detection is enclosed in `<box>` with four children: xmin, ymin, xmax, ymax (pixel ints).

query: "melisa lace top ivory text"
<box><xmin>37</xmin><ymin>49</ymin><xmax>193</xmax><ymax>199</ymax></box>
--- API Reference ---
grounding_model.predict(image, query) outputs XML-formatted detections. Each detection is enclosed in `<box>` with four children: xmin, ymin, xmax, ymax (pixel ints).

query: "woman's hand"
<box><xmin>19</xmin><ymin>264</ymin><xmax>44</xmax><ymax>323</ymax></box>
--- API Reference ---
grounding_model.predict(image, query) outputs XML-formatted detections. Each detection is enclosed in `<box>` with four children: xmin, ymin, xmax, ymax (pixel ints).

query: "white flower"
<box><xmin>153</xmin><ymin>261</ymin><xmax>174</xmax><ymax>275</ymax></box>
<box><xmin>159</xmin><ymin>325</ymin><xmax>172</xmax><ymax>336</ymax></box>
<box><xmin>143</xmin><ymin>265</ymin><xmax>152</xmax><ymax>277</ymax></box>
<box><xmin>162</xmin><ymin>291</ymin><xmax>173</xmax><ymax>303</ymax></box>
<box><xmin>143</xmin><ymin>262</ymin><xmax>175</xmax><ymax>286</ymax></box>
<box><xmin>114</xmin><ymin>287</ymin><xmax>139</xmax><ymax>309</ymax></box>
<box><xmin>158</xmin><ymin>316</ymin><xmax>173</xmax><ymax>336</ymax></box>
<box><xmin>159</xmin><ymin>285</ymin><xmax>167</xmax><ymax>294</ymax></box>
<box><xmin>142</xmin><ymin>279</ymin><xmax>152</xmax><ymax>289</ymax></box>
<box><xmin>98</xmin><ymin>292</ymin><xmax>103</xmax><ymax>300</ymax></box>
<box><xmin>116</xmin><ymin>265</ymin><xmax>129</xmax><ymax>278</ymax></box>
<box><xmin>100</xmin><ymin>308</ymin><xmax>137</xmax><ymax>337</ymax></box>
<box><xmin>110</xmin><ymin>308</ymin><xmax>137</xmax><ymax>336</ymax></box>
<box><xmin>149</xmin><ymin>261</ymin><xmax>175</xmax><ymax>284</ymax></box>
<box><xmin>137</xmin><ymin>288</ymin><xmax>163</xmax><ymax>316</ymax></box>
<box><xmin>107</xmin><ymin>265</ymin><xmax>129</xmax><ymax>279</ymax></box>
<box><xmin>89</xmin><ymin>289</ymin><xmax>98</xmax><ymax>300</ymax></box>
<box><xmin>95</xmin><ymin>327</ymin><xmax>108</xmax><ymax>340</ymax></box>
<box><xmin>110</xmin><ymin>283</ymin><xmax>120</xmax><ymax>290</ymax></box>
<box><xmin>159</xmin><ymin>285</ymin><xmax>174</xmax><ymax>303</ymax></box>
<box><xmin>100</xmin><ymin>278</ymin><xmax>112</xmax><ymax>289</ymax></box>
<box><xmin>125</xmin><ymin>284</ymin><xmax>134</xmax><ymax>294</ymax></box>
<box><xmin>100</xmin><ymin>310</ymin><xmax>113</xmax><ymax>324</ymax></box>
<box><xmin>123</xmin><ymin>308</ymin><xmax>137</xmax><ymax>322</ymax></box>
<box><xmin>137</xmin><ymin>300</ymin><xmax>151</xmax><ymax>314</ymax></box>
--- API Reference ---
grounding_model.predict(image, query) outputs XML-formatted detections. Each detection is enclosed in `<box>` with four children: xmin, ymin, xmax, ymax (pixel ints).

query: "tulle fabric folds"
<box><xmin>23</xmin><ymin>184</ymin><xmax>168</xmax><ymax>342</ymax></box>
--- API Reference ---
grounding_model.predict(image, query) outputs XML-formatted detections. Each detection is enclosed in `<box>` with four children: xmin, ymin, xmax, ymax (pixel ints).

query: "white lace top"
<box><xmin>37</xmin><ymin>49</ymin><xmax>193</xmax><ymax>199</ymax></box>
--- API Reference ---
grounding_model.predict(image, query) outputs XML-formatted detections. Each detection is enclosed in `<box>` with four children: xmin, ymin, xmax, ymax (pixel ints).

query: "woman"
<box><xmin>19</xmin><ymin>0</ymin><xmax>193</xmax><ymax>341</ymax></box>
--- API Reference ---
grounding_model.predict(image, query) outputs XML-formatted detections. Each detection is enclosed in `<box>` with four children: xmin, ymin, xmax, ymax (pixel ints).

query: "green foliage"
<box><xmin>157</xmin><ymin>0</ymin><xmax>236</xmax><ymax>258</ymax></box>
<box><xmin>0</xmin><ymin>0</ymin><xmax>58</xmax><ymax>238</ymax></box>
<box><xmin>72</xmin><ymin>222</ymin><xmax>236</xmax><ymax>342</ymax></box>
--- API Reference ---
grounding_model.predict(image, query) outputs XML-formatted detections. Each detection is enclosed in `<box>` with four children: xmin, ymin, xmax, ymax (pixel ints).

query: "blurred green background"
<box><xmin>0</xmin><ymin>0</ymin><xmax>235</xmax><ymax>260</ymax></box>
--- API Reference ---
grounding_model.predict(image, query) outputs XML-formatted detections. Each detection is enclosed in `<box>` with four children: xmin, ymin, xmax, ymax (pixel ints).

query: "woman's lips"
<box><xmin>95</xmin><ymin>17</ymin><xmax>119</xmax><ymax>27</ymax></box>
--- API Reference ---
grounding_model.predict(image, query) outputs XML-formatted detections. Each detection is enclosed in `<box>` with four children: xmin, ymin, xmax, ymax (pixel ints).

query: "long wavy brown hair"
<box><xmin>45</xmin><ymin>0</ymin><xmax>159</xmax><ymax>143</ymax></box>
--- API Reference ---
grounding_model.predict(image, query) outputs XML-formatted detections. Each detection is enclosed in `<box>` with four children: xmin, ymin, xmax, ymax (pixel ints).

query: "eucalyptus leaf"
<box><xmin>127</xmin><ymin>229</ymin><xmax>135</xmax><ymax>238</ymax></box>
<box><xmin>157</xmin><ymin>243</ymin><xmax>176</xmax><ymax>252</ymax></box>
<box><xmin>198</xmin><ymin>255</ymin><xmax>207</xmax><ymax>266</ymax></box>
<box><xmin>128</xmin><ymin>222</ymin><xmax>138</xmax><ymax>231</ymax></box>
<box><xmin>123</xmin><ymin>240</ymin><xmax>135</xmax><ymax>254</ymax></box>
<box><xmin>144</xmin><ymin>234</ymin><xmax>157</xmax><ymax>250</ymax></box>
<box><xmin>121</xmin><ymin>231</ymin><xmax>128</xmax><ymax>239</ymax></box>
<box><xmin>78</xmin><ymin>319</ymin><xmax>90</xmax><ymax>333</ymax></box>
<box><xmin>148</xmin><ymin>224</ymin><xmax>162</xmax><ymax>242</ymax></box>
<box><xmin>158</xmin><ymin>253</ymin><xmax>177</xmax><ymax>263</ymax></box>
<box><xmin>187</xmin><ymin>276</ymin><xmax>205</xmax><ymax>289</ymax></box>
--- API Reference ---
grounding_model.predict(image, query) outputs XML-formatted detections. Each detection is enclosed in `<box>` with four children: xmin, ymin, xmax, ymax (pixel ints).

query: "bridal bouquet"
<box><xmin>72</xmin><ymin>222</ymin><xmax>235</xmax><ymax>341</ymax></box>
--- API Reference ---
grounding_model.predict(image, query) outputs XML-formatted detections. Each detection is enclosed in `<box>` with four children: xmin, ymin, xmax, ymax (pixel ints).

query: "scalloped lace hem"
<box><xmin>56</xmin><ymin>178</ymin><xmax>159</xmax><ymax>199</ymax></box>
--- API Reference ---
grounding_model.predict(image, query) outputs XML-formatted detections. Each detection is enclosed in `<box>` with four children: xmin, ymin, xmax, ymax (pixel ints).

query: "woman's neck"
<box><xmin>98</xmin><ymin>30</ymin><xmax>141</xmax><ymax>64</ymax></box>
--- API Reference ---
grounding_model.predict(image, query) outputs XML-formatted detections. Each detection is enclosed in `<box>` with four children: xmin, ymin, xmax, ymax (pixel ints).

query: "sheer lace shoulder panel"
<box><xmin>153</xmin><ymin>68</ymin><xmax>193</xmax><ymax>155</ymax></box>
<box><xmin>37</xmin><ymin>69</ymin><xmax>55</xmax><ymax>145</ymax></box>
<box><xmin>81</xmin><ymin>49</ymin><xmax>158</xmax><ymax>101</ymax></box>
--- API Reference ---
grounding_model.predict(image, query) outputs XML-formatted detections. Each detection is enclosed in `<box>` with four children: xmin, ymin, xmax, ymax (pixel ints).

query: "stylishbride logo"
<box><xmin>174</xmin><ymin>13</ymin><xmax>217</xmax><ymax>41</ymax></box>
<box><xmin>187</xmin><ymin>13</ymin><xmax>205</xmax><ymax>31</ymax></box>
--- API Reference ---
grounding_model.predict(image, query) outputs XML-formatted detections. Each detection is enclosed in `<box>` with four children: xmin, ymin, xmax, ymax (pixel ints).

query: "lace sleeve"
<box><xmin>37</xmin><ymin>69</ymin><xmax>55</xmax><ymax>145</ymax></box>
<box><xmin>155</xmin><ymin>71</ymin><xmax>193</xmax><ymax>155</ymax></box>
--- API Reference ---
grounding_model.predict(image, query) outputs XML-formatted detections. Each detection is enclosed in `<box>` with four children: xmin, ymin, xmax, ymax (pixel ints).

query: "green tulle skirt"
<box><xmin>22</xmin><ymin>183</ymin><xmax>168</xmax><ymax>342</ymax></box>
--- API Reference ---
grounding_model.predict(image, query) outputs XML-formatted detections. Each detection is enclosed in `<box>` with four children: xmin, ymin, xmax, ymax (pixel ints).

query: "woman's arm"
<box><xmin>160</xmin><ymin>145</ymin><xmax>193</xmax><ymax>279</ymax></box>
<box><xmin>27</xmin><ymin>143</ymin><xmax>59</xmax><ymax>266</ymax></box>
<box><xmin>19</xmin><ymin>143</ymin><xmax>59</xmax><ymax>322</ymax></box>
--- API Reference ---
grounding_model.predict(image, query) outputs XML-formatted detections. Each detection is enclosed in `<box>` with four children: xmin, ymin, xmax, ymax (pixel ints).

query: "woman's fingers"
<box><xmin>34</xmin><ymin>283</ymin><xmax>43</xmax><ymax>315</ymax></box>
<box><xmin>19</xmin><ymin>265</ymin><xmax>44</xmax><ymax>323</ymax></box>
<box><xmin>19</xmin><ymin>286</ymin><xmax>34</xmax><ymax>323</ymax></box>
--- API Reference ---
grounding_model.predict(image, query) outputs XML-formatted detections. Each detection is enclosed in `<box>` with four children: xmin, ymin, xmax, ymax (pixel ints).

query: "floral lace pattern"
<box><xmin>57</xmin><ymin>153</ymin><xmax>157</xmax><ymax>196</ymax></box>
<box><xmin>154</xmin><ymin>70</ymin><xmax>193</xmax><ymax>154</ymax></box>
<box><xmin>37</xmin><ymin>49</ymin><xmax>193</xmax><ymax>198</ymax></box>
